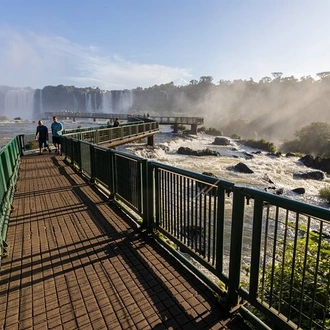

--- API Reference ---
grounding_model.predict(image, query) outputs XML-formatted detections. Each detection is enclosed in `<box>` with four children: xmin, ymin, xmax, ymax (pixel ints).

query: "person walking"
<box><xmin>51</xmin><ymin>116</ymin><xmax>63</xmax><ymax>155</ymax></box>
<box><xmin>35</xmin><ymin>120</ymin><xmax>51</xmax><ymax>155</ymax></box>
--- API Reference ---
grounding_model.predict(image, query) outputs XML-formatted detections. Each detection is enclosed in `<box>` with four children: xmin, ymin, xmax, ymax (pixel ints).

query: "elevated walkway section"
<box><xmin>0</xmin><ymin>153</ymin><xmax>250</xmax><ymax>330</ymax></box>
<box><xmin>45</xmin><ymin>112</ymin><xmax>204</xmax><ymax>134</ymax></box>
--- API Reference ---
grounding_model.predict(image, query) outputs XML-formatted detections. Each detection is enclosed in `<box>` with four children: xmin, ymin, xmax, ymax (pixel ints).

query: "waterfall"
<box><xmin>73</xmin><ymin>93</ymin><xmax>79</xmax><ymax>111</ymax></box>
<box><xmin>3</xmin><ymin>88</ymin><xmax>35</xmax><ymax>120</ymax></box>
<box><xmin>101</xmin><ymin>91</ymin><xmax>113</xmax><ymax>113</ymax></box>
<box><xmin>39</xmin><ymin>89</ymin><xmax>43</xmax><ymax>114</ymax></box>
<box><xmin>85</xmin><ymin>93</ymin><xmax>93</xmax><ymax>112</ymax></box>
<box><xmin>119</xmin><ymin>90</ymin><xmax>133</xmax><ymax>112</ymax></box>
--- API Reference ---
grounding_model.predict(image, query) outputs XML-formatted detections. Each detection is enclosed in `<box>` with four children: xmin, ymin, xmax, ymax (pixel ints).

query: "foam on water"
<box><xmin>124</xmin><ymin>131</ymin><xmax>330</xmax><ymax>208</ymax></box>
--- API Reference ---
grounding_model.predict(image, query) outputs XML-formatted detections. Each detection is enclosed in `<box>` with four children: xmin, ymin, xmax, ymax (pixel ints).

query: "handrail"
<box><xmin>63</xmin><ymin>121</ymin><xmax>159</xmax><ymax>146</ymax></box>
<box><xmin>61</xmin><ymin>132</ymin><xmax>330</xmax><ymax>329</ymax></box>
<box><xmin>0</xmin><ymin>136</ymin><xmax>22</xmax><ymax>266</ymax></box>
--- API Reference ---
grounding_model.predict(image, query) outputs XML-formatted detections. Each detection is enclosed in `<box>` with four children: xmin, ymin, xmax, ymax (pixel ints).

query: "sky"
<box><xmin>0</xmin><ymin>0</ymin><xmax>329</xmax><ymax>91</ymax></box>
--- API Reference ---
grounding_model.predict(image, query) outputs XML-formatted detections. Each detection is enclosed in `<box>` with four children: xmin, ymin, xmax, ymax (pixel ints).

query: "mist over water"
<box><xmin>0</xmin><ymin>87</ymin><xmax>35</xmax><ymax>120</ymax></box>
<box><xmin>1</xmin><ymin>76</ymin><xmax>330</xmax><ymax>153</ymax></box>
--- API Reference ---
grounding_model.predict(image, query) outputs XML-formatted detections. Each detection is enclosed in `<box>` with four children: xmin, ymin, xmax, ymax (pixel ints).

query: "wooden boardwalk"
<box><xmin>0</xmin><ymin>153</ymin><xmax>251</xmax><ymax>330</ymax></box>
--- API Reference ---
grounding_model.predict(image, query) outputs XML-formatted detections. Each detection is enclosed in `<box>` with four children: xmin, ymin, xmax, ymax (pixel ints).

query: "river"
<box><xmin>1</xmin><ymin>119</ymin><xmax>329</xmax><ymax>209</ymax></box>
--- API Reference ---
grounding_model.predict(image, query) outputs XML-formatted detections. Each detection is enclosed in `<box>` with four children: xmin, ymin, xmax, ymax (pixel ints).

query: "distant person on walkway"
<box><xmin>51</xmin><ymin>116</ymin><xmax>63</xmax><ymax>155</ymax></box>
<box><xmin>35</xmin><ymin>120</ymin><xmax>51</xmax><ymax>155</ymax></box>
<box><xmin>113</xmin><ymin>118</ymin><xmax>120</xmax><ymax>127</ymax></box>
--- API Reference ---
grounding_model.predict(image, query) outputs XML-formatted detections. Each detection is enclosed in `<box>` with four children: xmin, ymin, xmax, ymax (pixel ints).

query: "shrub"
<box><xmin>319</xmin><ymin>186</ymin><xmax>330</xmax><ymax>203</ymax></box>
<box><xmin>205</xmin><ymin>127</ymin><xmax>223</xmax><ymax>136</ymax></box>
<box><xmin>261</xmin><ymin>229</ymin><xmax>330</xmax><ymax>329</ymax></box>
<box><xmin>230</xmin><ymin>133</ymin><xmax>241</xmax><ymax>139</ymax></box>
<box><xmin>240</xmin><ymin>139</ymin><xmax>277</xmax><ymax>153</ymax></box>
<box><xmin>25</xmin><ymin>140</ymin><xmax>39</xmax><ymax>150</ymax></box>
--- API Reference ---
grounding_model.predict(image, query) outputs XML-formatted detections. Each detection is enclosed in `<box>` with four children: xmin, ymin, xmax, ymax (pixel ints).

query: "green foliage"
<box><xmin>319</xmin><ymin>186</ymin><xmax>330</xmax><ymax>202</ymax></box>
<box><xmin>0</xmin><ymin>116</ymin><xmax>9</xmax><ymax>121</ymax></box>
<box><xmin>198</xmin><ymin>126</ymin><xmax>223</xmax><ymax>136</ymax></box>
<box><xmin>240</xmin><ymin>139</ymin><xmax>277</xmax><ymax>153</ymax></box>
<box><xmin>25</xmin><ymin>140</ymin><xmax>39</xmax><ymax>150</ymax></box>
<box><xmin>281</xmin><ymin>122</ymin><xmax>330</xmax><ymax>157</ymax></box>
<box><xmin>230</xmin><ymin>133</ymin><xmax>241</xmax><ymax>139</ymax></box>
<box><xmin>261</xmin><ymin>230</ymin><xmax>330</xmax><ymax>329</ymax></box>
<box><xmin>205</xmin><ymin>127</ymin><xmax>223</xmax><ymax>136</ymax></box>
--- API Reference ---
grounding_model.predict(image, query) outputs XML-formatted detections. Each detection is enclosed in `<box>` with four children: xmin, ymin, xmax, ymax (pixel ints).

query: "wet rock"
<box><xmin>299</xmin><ymin>155</ymin><xmax>330</xmax><ymax>174</ymax></box>
<box><xmin>243</xmin><ymin>152</ymin><xmax>254</xmax><ymax>160</ymax></box>
<box><xmin>232</xmin><ymin>162</ymin><xmax>254</xmax><ymax>174</ymax></box>
<box><xmin>292</xmin><ymin>187</ymin><xmax>305</xmax><ymax>194</ymax></box>
<box><xmin>212</xmin><ymin>137</ymin><xmax>231</xmax><ymax>145</ymax></box>
<box><xmin>293</xmin><ymin>171</ymin><xmax>325</xmax><ymax>181</ymax></box>
<box><xmin>177</xmin><ymin>147</ymin><xmax>220</xmax><ymax>156</ymax></box>
<box><xmin>286</xmin><ymin>152</ymin><xmax>296</xmax><ymax>157</ymax></box>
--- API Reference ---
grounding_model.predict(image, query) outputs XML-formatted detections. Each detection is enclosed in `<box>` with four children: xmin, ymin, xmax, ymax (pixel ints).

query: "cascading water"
<box><xmin>119</xmin><ymin>90</ymin><xmax>133</xmax><ymax>112</ymax></box>
<box><xmin>85</xmin><ymin>93</ymin><xmax>93</xmax><ymax>112</ymax></box>
<box><xmin>73</xmin><ymin>93</ymin><xmax>79</xmax><ymax>111</ymax></box>
<box><xmin>2</xmin><ymin>88</ymin><xmax>35</xmax><ymax>120</ymax></box>
<box><xmin>101</xmin><ymin>91</ymin><xmax>113</xmax><ymax>113</ymax></box>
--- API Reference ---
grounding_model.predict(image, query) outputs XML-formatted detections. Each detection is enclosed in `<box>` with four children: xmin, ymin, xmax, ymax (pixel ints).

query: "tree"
<box><xmin>316</xmin><ymin>71</ymin><xmax>330</xmax><ymax>80</ymax></box>
<box><xmin>271</xmin><ymin>72</ymin><xmax>283</xmax><ymax>80</ymax></box>
<box><xmin>259</xmin><ymin>76</ymin><xmax>272</xmax><ymax>84</ymax></box>
<box><xmin>199</xmin><ymin>76</ymin><xmax>213</xmax><ymax>84</ymax></box>
<box><xmin>281</xmin><ymin>122</ymin><xmax>330</xmax><ymax>156</ymax></box>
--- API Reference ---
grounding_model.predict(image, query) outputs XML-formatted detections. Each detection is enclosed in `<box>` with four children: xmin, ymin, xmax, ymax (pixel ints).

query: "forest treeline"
<box><xmin>2</xmin><ymin>71</ymin><xmax>330</xmax><ymax>155</ymax></box>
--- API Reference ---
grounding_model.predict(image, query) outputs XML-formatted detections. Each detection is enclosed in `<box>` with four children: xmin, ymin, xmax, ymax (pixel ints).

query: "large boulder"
<box><xmin>212</xmin><ymin>137</ymin><xmax>231</xmax><ymax>145</ymax></box>
<box><xmin>232</xmin><ymin>162</ymin><xmax>254</xmax><ymax>174</ymax></box>
<box><xmin>177</xmin><ymin>147</ymin><xmax>220</xmax><ymax>156</ymax></box>
<box><xmin>291</xmin><ymin>187</ymin><xmax>306</xmax><ymax>194</ymax></box>
<box><xmin>293</xmin><ymin>171</ymin><xmax>325</xmax><ymax>181</ymax></box>
<box><xmin>299</xmin><ymin>155</ymin><xmax>330</xmax><ymax>174</ymax></box>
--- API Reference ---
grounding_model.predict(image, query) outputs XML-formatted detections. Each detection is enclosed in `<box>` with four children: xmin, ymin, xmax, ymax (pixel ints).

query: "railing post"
<box><xmin>90</xmin><ymin>144</ymin><xmax>96</xmax><ymax>183</ymax></box>
<box><xmin>108</xmin><ymin>149</ymin><xmax>115</xmax><ymax>197</ymax></box>
<box><xmin>249</xmin><ymin>198</ymin><xmax>263</xmax><ymax>300</ymax></box>
<box><xmin>141</xmin><ymin>159</ymin><xmax>154</xmax><ymax>232</ymax></box>
<box><xmin>17</xmin><ymin>134</ymin><xmax>25</xmax><ymax>155</ymax></box>
<box><xmin>227</xmin><ymin>186</ymin><xmax>245</xmax><ymax>306</ymax></box>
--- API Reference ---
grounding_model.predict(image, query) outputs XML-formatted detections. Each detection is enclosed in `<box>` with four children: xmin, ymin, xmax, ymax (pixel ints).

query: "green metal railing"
<box><xmin>0</xmin><ymin>136</ymin><xmax>23</xmax><ymax>266</ymax></box>
<box><xmin>61</xmin><ymin>136</ymin><xmax>330</xmax><ymax>329</ymax></box>
<box><xmin>63</xmin><ymin>121</ymin><xmax>159</xmax><ymax>145</ymax></box>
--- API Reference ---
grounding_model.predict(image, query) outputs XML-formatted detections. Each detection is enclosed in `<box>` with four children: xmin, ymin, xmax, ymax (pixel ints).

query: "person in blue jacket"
<box><xmin>51</xmin><ymin>116</ymin><xmax>63</xmax><ymax>155</ymax></box>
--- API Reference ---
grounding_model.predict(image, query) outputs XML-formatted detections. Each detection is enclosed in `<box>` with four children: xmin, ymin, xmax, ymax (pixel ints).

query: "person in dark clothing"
<box><xmin>35</xmin><ymin>120</ymin><xmax>51</xmax><ymax>154</ymax></box>
<box><xmin>113</xmin><ymin>118</ymin><xmax>120</xmax><ymax>127</ymax></box>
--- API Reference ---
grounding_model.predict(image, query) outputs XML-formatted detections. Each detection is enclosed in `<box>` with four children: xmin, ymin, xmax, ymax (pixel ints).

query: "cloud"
<box><xmin>0</xmin><ymin>28</ymin><xmax>192</xmax><ymax>90</ymax></box>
